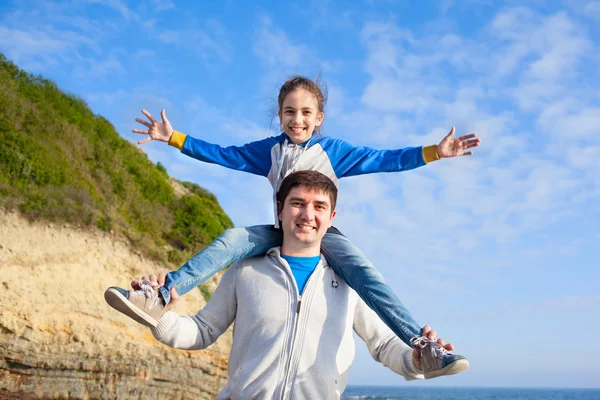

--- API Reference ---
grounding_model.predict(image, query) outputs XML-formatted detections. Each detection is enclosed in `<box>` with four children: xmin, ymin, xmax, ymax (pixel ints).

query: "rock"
<box><xmin>0</xmin><ymin>211</ymin><xmax>231</xmax><ymax>399</ymax></box>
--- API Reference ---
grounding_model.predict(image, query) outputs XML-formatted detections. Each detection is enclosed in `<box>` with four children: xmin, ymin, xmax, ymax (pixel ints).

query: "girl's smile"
<box><xmin>279</xmin><ymin>88</ymin><xmax>324</xmax><ymax>144</ymax></box>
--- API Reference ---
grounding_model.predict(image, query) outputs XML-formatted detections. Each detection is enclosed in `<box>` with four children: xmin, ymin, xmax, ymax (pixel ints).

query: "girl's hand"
<box><xmin>133</xmin><ymin>109</ymin><xmax>174</xmax><ymax>145</ymax></box>
<box><xmin>412</xmin><ymin>325</ymin><xmax>455</xmax><ymax>371</ymax></box>
<box><xmin>436</xmin><ymin>126</ymin><xmax>480</xmax><ymax>158</ymax></box>
<box><xmin>131</xmin><ymin>272</ymin><xmax>179</xmax><ymax>311</ymax></box>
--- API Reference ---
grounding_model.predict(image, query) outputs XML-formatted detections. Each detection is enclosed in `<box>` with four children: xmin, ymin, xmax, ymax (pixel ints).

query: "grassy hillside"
<box><xmin>0</xmin><ymin>53</ymin><xmax>233</xmax><ymax>269</ymax></box>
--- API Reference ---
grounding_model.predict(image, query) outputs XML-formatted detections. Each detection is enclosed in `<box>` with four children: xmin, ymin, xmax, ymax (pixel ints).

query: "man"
<box><xmin>106</xmin><ymin>171</ymin><xmax>466</xmax><ymax>398</ymax></box>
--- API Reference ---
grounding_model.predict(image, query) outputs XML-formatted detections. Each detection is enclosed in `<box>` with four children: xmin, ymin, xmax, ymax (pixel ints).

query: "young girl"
<box><xmin>106</xmin><ymin>76</ymin><xmax>479</xmax><ymax>378</ymax></box>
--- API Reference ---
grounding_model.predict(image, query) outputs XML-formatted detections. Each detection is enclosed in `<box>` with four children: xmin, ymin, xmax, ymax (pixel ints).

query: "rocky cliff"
<box><xmin>0</xmin><ymin>210</ymin><xmax>231</xmax><ymax>399</ymax></box>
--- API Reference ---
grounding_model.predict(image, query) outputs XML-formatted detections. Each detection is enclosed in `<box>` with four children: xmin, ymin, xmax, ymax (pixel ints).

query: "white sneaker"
<box><xmin>411</xmin><ymin>336</ymin><xmax>470</xmax><ymax>379</ymax></box>
<box><xmin>104</xmin><ymin>281</ymin><xmax>167</xmax><ymax>327</ymax></box>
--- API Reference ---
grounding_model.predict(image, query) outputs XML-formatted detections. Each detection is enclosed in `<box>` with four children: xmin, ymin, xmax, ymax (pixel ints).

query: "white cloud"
<box><xmin>526</xmin><ymin>13</ymin><xmax>589</xmax><ymax>81</ymax></box>
<box><xmin>486</xmin><ymin>8</ymin><xmax>592</xmax><ymax>121</ymax></box>
<box><xmin>250</xmin><ymin>15</ymin><xmax>338</xmax><ymax>108</ymax></box>
<box><xmin>85</xmin><ymin>89</ymin><xmax>128</xmax><ymax>106</ymax></box>
<box><xmin>80</xmin><ymin>55</ymin><xmax>125</xmax><ymax>76</ymax></box>
<box><xmin>490</xmin><ymin>6</ymin><xmax>537</xmax><ymax>41</ymax></box>
<box><xmin>0</xmin><ymin>3</ymin><xmax>134</xmax><ymax>78</ymax></box>
<box><xmin>360</xmin><ymin>21</ymin><xmax>415</xmax><ymax>74</ymax></box>
<box><xmin>84</xmin><ymin>0</ymin><xmax>138</xmax><ymax>21</ymax></box>
<box><xmin>157</xmin><ymin>20</ymin><xmax>232</xmax><ymax>63</ymax></box>
<box><xmin>0</xmin><ymin>26</ymin><xmax>98</xmax><ymax>64</ymax></box>
<box><xmin>511</xmin><ymin>81</ymin><xmax>566</xmax><ymax>111</ymax></box>
<box><xmin>584</xmin><ymin>1</ymin><xmax>600</xmax><ymax>20</ymax></box>
<box><xmin>361</xmin><ymin>78</ymin><xmax>443</xmax><ymax>114</ymax></box>
<box><xmin>132</xmin><ymin>49</ymin><xmax>155</xmax><ymax>60</ymax></box>
<box><xmin>183</xmin><ymin>96</ymin><xmax>274</xmax><ymax>143</ymax></box>
<box><xmin>541</xmin><ymin>107</ymin><xmax>600</xmax><ymax>140</ymax></box>
<box><xmin>252</xmin><ymin>15</ymin><xmax>313</xmax><ymax>69</ymax></box>
<box><xmin>357</xmin><ymin>21</ymin><xmax>491</xmax><ymax>116</ymax></box>
<box><xmin>568</xmin><ymin>146</ymin><xmax>600</xmax><ymax>169</ymax></box>
<box><xmin>151</xmin><ymin>0</ymin><xmax>176</xmax><ymax>12</ymax></box>
<box><xmin>294</xmin><ymin>0</ymin><xmax>356</xmax><ymax>34</ymax></box>
<box><xmin>317</xmin><ymin>6</ymin><xmax>600</xmax><ymax>304</ymax></box>
<box><xmin>489</xmin><ymin>9</ymin><xmax>593</xmax><ymax>117</ymax></box>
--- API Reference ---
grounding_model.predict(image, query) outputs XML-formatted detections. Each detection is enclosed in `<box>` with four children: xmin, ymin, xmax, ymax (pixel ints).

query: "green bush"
<box><xmin>168</xmin><ymin>193</ymin><xmax>232</xmax><ymax>252</ymax></box>
<box><xmin>157</xmin><ymin>161</ymin><xmax>168</xmax><ymax>176</ymax></box>
<box><xmin>0</xmin><ymin>52</ymin><xmax>233</xmax><ymax>266</ymax></box>
<box><xmin>97</xmin><ymin>216</ymin><xmax>112</xmax><ymax>232</ymax></box>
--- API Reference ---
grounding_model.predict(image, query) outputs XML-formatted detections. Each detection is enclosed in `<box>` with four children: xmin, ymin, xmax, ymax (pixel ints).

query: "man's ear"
<box><xmin>328</xmin><ymin>210</ymin><xmax>336</xmax><ymax>227</ymax></box>
<box><xmin>277</xmin><ymin>201</ymin><xmax>283</xmax><ymax>219</ymax></box>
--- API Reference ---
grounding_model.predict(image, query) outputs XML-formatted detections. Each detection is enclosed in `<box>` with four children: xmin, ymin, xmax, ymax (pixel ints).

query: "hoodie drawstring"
<box><xmin>330</xmin><ymin>268</ymin><xmax>338</xmax><ymax>289</ymax></box>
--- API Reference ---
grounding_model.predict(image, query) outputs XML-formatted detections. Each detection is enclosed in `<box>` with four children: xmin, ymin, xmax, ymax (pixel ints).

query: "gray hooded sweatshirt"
<box><xmin>151</xmin><ymin>247</ymin><xmax>424</xmax><ymax>399</ymax></box>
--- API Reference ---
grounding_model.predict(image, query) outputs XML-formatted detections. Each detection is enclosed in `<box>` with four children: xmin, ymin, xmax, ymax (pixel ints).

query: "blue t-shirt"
<box><xmin>281</xmin><ymin>255</ymin><xmax>321</xmax><ymax>295</ymax></box>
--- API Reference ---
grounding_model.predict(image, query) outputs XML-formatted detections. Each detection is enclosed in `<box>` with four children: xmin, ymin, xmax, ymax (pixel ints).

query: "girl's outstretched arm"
<box><xmin>133</xmin><ymin>109</ymin><xmax>278</xmax><ymax>177</ymax></box>
<box><xmin>323</xmin><ymin>127</ymin><xmax>480</xmax><ymax>178</ymax></box>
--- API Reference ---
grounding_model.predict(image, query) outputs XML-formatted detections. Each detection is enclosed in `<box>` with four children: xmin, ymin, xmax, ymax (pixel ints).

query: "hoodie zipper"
<box><xmin>279</xmin><ymin>257</ymin><xmax>322</xmax><ymax>400</ymax></box>
<box><xmin>280</xmin><ymin>294</ymin><xmax>301</xmax><ymax>400</ymax></box>
<box><xmin>281</xmin><ymin>268</ymin><xmax>337</xmax><ymax>399</ymax></box>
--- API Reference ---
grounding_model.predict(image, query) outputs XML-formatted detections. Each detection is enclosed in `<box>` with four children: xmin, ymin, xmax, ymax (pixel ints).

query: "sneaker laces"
<box><xmin>410</xmin><ymin>336</ymin><xmax>428</xmax><ymax>349</ymax></box>
<box><xmin>411</xmin><ymin>336</ymin><xmax>451</xmax><ymax>360</ymax></box>
<box><xmin>138</xmin><ymin>280</ymin><xmax>162</xmax><ymax>308</ymax></box>
<box><xmin>429</xmin><ymin>341</ymin><xmax>451</xmax><ymax>360</ymax></box>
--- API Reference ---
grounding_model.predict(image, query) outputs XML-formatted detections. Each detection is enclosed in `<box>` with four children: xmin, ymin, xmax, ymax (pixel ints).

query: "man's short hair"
<box><xmin>276</xmin><ymin>171</ymin><xmax>338</xmax><ymax>213</ymax></box>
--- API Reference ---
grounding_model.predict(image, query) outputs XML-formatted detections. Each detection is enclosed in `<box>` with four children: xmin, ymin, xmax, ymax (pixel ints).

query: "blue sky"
<box><xmin>1</xmin><ymin>0</ymin><xmax>599</xmax><ymax>389</ymax></box>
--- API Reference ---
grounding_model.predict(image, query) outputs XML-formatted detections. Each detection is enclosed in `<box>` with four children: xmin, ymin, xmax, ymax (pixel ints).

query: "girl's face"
<box><xmin>279</xmin><ymin>88</ymin><xmax>324</xmax><ymax>144</ymax></box>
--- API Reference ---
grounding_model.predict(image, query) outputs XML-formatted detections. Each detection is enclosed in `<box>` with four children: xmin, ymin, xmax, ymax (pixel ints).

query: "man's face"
<box><xmin>278</xmin><ymin>186</ymin><xmax>336</xmax><ymax>248</ymax></box>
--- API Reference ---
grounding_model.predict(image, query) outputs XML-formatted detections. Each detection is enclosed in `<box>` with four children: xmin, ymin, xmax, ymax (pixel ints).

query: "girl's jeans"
<box><xmin>159</xmin><ymin>224</ymin><xmax>423</xmax><ymax>346</ymax></box>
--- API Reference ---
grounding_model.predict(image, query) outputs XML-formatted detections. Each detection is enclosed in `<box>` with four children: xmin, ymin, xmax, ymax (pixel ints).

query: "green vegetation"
<box><xmin>0</xmin><ymin>53</ymin><xmax>233</xmax><ymax>276</ymax></box>
<box><xmin>198</xmin><ymin>283</ymin><xmax>213</xmax><ymax>303</ymax></box>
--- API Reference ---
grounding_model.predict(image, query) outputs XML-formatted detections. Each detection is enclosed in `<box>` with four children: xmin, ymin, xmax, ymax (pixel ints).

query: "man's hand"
<box><xmin>436</xmin><ymin>127</ymin><xmax>480</xmax><ymax>158</ymax></box>
<box><xmin>412</xmin><ymin>325</ymin><xmax>455</xmax><ymax>371</ymax></box>
<box><xmin>131</xmin><ymin>272</ymin><xmax>179</xmax><ymax>311</ymax></box>
<box><xmin>133</xmin><ymin>109</ymin><xmax>174</xmax><ymax>145</ymax></box>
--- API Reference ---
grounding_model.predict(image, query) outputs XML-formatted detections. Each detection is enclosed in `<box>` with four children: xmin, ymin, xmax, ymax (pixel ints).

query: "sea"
<box><xmin>341</xmin><ymin>386</ymin><xmax>600</xmax><ymax>400</ymax></box>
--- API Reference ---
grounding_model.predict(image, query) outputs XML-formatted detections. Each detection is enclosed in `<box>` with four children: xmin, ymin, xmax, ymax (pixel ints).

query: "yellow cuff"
<box><xmin>168</xmin><ymin>130</ymin><xmax>187</xmax><ymax>150</ymax></box>
<box><xmin>422</xmin><ymin>145</ymin><xmax>440</xmax><ymax>164</ymax></box>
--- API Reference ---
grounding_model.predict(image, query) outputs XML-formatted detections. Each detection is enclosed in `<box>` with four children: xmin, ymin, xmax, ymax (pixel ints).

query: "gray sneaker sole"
<box><xmin>104</xmin><ymin>288</ymin><xmax>159</xmax><ymax>328</ymax></box>
<box><xmin>424</xmin><ymin>359</ymin><xmax>470</xmax><ymax>379</ymax></box>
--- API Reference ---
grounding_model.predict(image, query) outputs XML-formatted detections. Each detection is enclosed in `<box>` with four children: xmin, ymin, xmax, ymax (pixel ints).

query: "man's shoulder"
<box><xmin>231</xmin><ymin>249</ymin><xmax>281</xmax><ymax>270</ymax></box>
<box><xmin>223</xmin><ymin>251</ymin><xmax>284</xmax><ymax>288</ymax></box>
